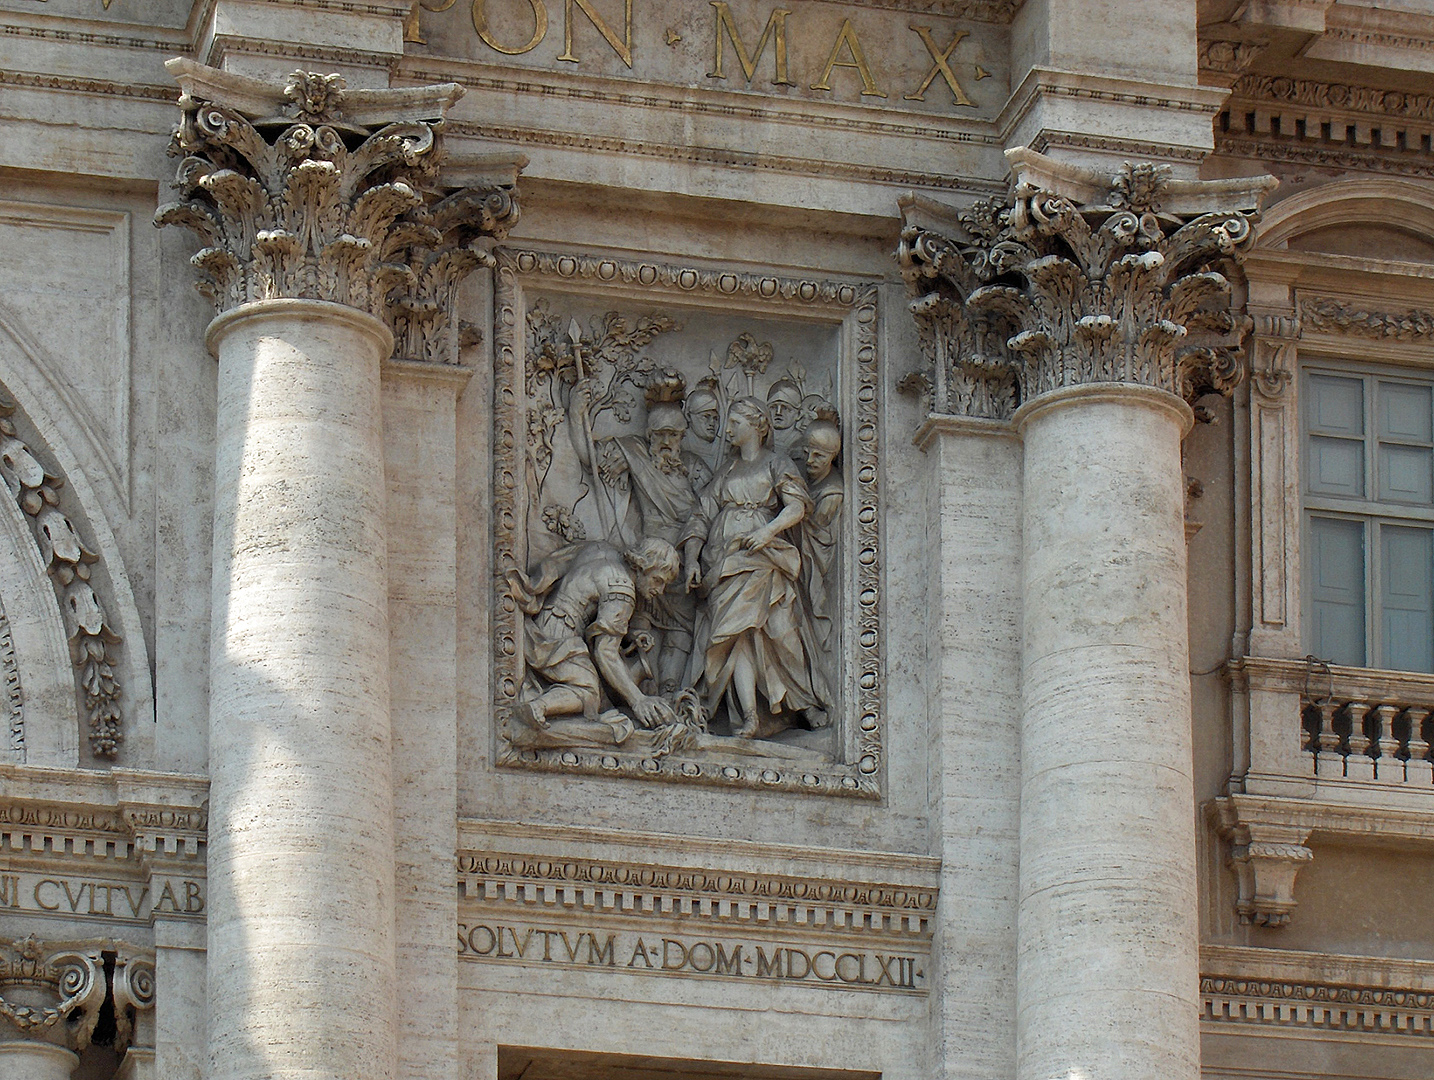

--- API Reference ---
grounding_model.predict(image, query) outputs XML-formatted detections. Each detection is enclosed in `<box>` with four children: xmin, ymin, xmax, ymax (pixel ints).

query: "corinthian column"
<box><xmin>901</xmin><ymin>150</ymin><xmax>1274</xmax><ymax>1080</ymax></box>
<box><xmin>156</xmin><ymin>59</ymin><xmax>520</xmax><ymax>1080</ymax></box>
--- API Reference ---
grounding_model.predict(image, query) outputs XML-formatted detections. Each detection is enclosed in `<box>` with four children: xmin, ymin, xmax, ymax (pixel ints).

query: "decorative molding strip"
<box><xmin>0</xmin><ymin>23</ymin><xmax>179</xmax><ymax>52</ymax></box>
<box><xmin>1323</xmin><ymin>25</ymin><xmax>1434</xmax><ymax>54</ymax></box>
<box><xmin>0</xmin><ymin>399</ymin><xmax>123</xmax><ymax>759</ymax></box>
<box><xmin>0</xmin><ymin>70</ymin><xmax>177</xmax><ymax>103</ymax></box>
<box><xmin>1215</xmin><ymin>136</ymin><xmax>1434</xmax><ymax>178</ymax></box>
<box><xmin>458</xmin><ymin>850</ymin><xmax>936</xmax><ymax>936</ymax></box>
<box><xmin>1203</xmin><ymin>975</ymin><xmax>1434</xmax><ymax>1036</ymax></box>
<box><xmin>1028</xmin><ymin>131</ymin><xmax>1209</xmax><ymax>163</ymax></box>
<box><xmin>0</xmin><ymin>600</ymin><xmax>20</xmax><ymax>757</ymax></box>
<box><xmin>447</xmin><ymin>122</ymin><xmax>1001</xmax><ymax>194</ymax></box>
<box><xmin>1231</xmin><ymin>74</ymin><xmax>1434</xmax><ymax>122</ymax></box>
<box><xmin>1300</xmin><ymin>296</ymin><xmax>1434</xmax><ymax>340</ymax></box>
<box><xmin>491</xmin><ymin>248</ymin><xmax>885</xmax><ymax>798</ymax></box>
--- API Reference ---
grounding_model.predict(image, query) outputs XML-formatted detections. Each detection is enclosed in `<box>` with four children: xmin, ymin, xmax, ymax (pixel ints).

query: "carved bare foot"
<box><xmin>733</xmin><ymin>713</ymin><xmax>760</xmax><ymax>739</ymax></box>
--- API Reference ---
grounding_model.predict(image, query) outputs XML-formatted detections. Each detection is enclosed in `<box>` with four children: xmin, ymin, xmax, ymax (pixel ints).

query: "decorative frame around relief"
<box><xmin>491</xmin><ymin>248</ymin><xmax>883</xmax><ymax>798</ymax></box>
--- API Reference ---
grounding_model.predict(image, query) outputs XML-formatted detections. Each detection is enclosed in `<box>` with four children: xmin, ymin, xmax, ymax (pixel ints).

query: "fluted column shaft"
<box><xmin>1014</xmin><ymin>384</ymin><xmax>1199</xmax><ymax>1080</ymax></box>
<box><xmin>206</xmin><ymin>299</ymin><xmax>395</xmax><ymax>1080</ymax></box>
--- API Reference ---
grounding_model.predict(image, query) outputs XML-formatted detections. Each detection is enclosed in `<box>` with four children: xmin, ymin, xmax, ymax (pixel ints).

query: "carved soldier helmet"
<box><xmin>646</xmin><ymin>369</ymin><xmax>688</xmax><ymax>433</ymax></box>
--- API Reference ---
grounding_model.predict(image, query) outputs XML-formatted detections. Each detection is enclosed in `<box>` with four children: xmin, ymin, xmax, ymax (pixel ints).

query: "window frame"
<box><xmin>1301</xmin><ymin>361</ymin><xmax>1434</xmax><ymax>673</ymax></box>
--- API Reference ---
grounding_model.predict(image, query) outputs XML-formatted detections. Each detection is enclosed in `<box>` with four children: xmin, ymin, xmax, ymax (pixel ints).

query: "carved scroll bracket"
<box><xmin>897</xmin><ymin>147</ymin><xmax>1277</xmax><ymax>427</ymax></box>
<box><xmin>155</xmin><ymin>58</ymin><xmax>525</xmax><ymax>365</ymax></box>
<box><xmin>1249</xmin><ymin>309</ymin><xmax>1300</xmax><ymax>401</ymax></box>
<box><xmin>1213</xmin><ymin>806</ymin><xmax>1314</xmax><ymax>928</ymax></box>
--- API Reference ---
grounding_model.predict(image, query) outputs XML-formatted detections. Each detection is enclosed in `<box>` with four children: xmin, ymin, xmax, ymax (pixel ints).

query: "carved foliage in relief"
<box><xmin>1300</xmin><ymin>296</ymin><xmax>1434</xmax><ymax>341</ymax></box>
<box><xmin>492</xmin><ymin>249</ymin><xmax>882</xmax><ymax>796</ymax></box>
<box><xmin>898</xmin><ymin>162</ymin><xmax>1262</xmax><ymax>420</ymax></box>
<box><xmin>155</xmin><ymin>65</ymin><xmax>520</xmax><ymax>365</ymax></box>
<box><xmin>0</xmin><ymin>400</ymin><xmax>122</xmax><ymax>759</ymax></box>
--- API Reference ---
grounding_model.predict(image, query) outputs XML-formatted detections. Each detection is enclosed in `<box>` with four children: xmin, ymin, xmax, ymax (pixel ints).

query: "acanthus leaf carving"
<box><xmin>897</xmin><ymin>150</ymin><xmax>1276</xmax><ymax>423</ymax></box>
<box><xmin>155</xmin><ymin>59</ymin><xmax>523</xmax><ymax>365</ymax></box>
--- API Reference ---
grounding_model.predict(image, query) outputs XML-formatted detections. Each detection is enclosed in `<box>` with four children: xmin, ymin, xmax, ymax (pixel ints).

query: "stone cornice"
<box><xmin>1202</xmin><ymin>945</ymin><xmax>1434</xmax><ymax>1037</ymax></box>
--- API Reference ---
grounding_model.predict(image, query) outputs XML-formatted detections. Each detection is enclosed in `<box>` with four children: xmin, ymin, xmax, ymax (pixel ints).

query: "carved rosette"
<box><xmin>0</xmin><ymin>937</ymin><xmax>154</xmax><ymax>1054</ymax></box>
<box><xmin>898</xmin><ymin>149</ymin><xmax>1277</xmax><ymax>422</ymax></box>
<box><xmin>155</xmin><ymin>59</ymin><xmax>522</xmax><ymax>364</ymax></box>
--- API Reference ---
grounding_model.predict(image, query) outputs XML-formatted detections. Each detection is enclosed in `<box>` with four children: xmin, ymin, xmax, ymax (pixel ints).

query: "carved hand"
<box><xmin>738</xmin><ymin>527</ymin><xmax>774</xmax><ymax>552</ymax></box>
<box><xmin>632</xmin><ymin>695</ymin><xmax>675</xmax><ymax>729</ymax></box>
<box><xmin>685</xmin><ymin>563</ymin><xmax>702</xmax><ymax>591</ymax></box>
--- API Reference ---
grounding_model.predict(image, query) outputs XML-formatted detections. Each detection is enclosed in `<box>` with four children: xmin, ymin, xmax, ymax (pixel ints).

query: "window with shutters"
<box><xmin>1304</xmin><ymin>367</ymin><xmax>1434</xmax><ymax>672</ymax></box>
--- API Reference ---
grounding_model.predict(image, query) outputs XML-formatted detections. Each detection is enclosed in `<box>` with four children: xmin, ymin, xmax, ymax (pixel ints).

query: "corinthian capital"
<box><xmin>897</xmin><ymin>148</ymin><xmax>1277</xmax><ymax>422</ymax></box>
<box><xmin>155</xmin><ymin>59</ymin><xmax>524</xmax><ymax>364</ymax></box>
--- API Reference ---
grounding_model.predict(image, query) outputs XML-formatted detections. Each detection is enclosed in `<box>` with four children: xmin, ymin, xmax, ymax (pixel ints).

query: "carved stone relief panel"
<box><xmin>492</xmin><ymin>249</ymin><xmax>881</xmax><ymax>796</ymax></box>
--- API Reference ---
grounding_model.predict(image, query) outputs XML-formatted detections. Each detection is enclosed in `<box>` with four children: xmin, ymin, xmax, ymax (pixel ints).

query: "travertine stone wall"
<box><xmin>920</xmin><ymin>419</ymin><xmax>1021</xmax><ymax>1080</ymax></box>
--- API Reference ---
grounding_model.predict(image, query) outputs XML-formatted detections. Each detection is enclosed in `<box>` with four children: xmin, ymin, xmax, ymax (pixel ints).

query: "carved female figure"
<box><xmin>686</xmin><ymin>397</ymin><xmax>825</xmax><ymax>738</ymax></box>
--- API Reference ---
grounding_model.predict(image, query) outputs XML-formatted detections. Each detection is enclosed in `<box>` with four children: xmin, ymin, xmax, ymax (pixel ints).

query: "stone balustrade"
<box><xmin>1301</xmin><ymin>684</ymin><xmax>1434</xmax><ymax>786</ymax></box>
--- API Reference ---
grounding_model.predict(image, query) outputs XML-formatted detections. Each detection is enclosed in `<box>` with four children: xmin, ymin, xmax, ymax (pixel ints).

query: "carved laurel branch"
<box><xmin>155</xmin><ymin>77</ymin><xmax>520</xmax><ymax>365</ymax></box>
<box><xmin>897</xmin><ymin>176</ymin><xmax>1257</xmax><ymax>421</ymax></box>
<box><xmin>0</xmin><ymin>600</ymin><xmax>21</xmax><ymax>756</ymax></box>
<box><xmin>492</xmin><ymin>248</ymin><xmax>883</xmax><ymax>798</ymax></box>
<box><xmin>1300</xmin><ymin>296</ymin><xmax>1434</xmax><ymax>341</ymax></box>
<box><xmin>0</xmin><ymin>400</ymin><xmax>122</xmax><ymax>759</ymax></box>
<box><xmin>0</xmin><ymin>937</ymin><xmax>153</xmax><ymax>1050</ymax></box>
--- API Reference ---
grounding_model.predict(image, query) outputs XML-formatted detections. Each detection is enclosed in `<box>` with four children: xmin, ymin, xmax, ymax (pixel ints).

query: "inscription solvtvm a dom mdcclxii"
<box><xmin>410</xmin><ymin>0</ymin><xmax>1003</xmax><ymax>111</ymax></box>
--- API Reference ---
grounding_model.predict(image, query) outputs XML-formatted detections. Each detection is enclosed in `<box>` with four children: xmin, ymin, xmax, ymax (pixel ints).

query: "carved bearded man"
<box><xmin>506</xmin><ymin>538</ymin><xmax>681</xmax><ymax>739</ymax></box>
<box><xmin>571</xmin><ymin>372</ymin><xmax>712</xmax><ymax>693</ymax></box>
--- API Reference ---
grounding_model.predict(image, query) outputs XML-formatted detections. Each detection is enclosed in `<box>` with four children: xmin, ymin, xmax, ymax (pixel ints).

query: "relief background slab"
<box><xmin>490</xmin><ymin>247</ymin><xmax>884</xmax><ymax>797</ymax></box>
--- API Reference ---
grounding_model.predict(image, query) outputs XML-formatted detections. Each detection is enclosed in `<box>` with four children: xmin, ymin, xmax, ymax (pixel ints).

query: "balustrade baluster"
<box><xmin>1342</xmin><ymin>701</ymin><xmax>1376</xmax><ymax>781</ymax></box>
<box><xmin>1315</xmin><ymin>701</ymin><xmax>1342</xmax><ymax>773</ymax></box>
<box><xmin>1372</xmin><ymin>704</ymin><xmax>1403</xmax><ymax>781</ymax></box>
<box><xmin>1406</xmin><ymin>707</ymin><xmax>1434</xmax><ymax>785</ymax></box>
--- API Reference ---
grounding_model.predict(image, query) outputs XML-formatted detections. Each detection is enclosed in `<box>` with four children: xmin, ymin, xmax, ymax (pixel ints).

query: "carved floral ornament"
<box><xmin>897</xmin><ymin>148</ymin><xmax>1277</xmax><ymax>421</ymax></box>
<box><xmin>0</xmin><ymin>936</ymin><xmax>153</xmax><ymax>1054</ymax></box>
<box><xmin>0</xmin><ymin>398</ymin><xmax>122</xmax><ymax>759</ymax></box>
<box><xmin>154</xmin><ymin>58</ymin><xmax>524</xmax><ymax>365</ymax></box>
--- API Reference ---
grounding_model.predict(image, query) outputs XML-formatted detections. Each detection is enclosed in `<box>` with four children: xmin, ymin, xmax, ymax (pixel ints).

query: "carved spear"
<box><xmin>569</xmin><ymin>318</ymin><xmax>615</xmax><ymax>542</ymax></box>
